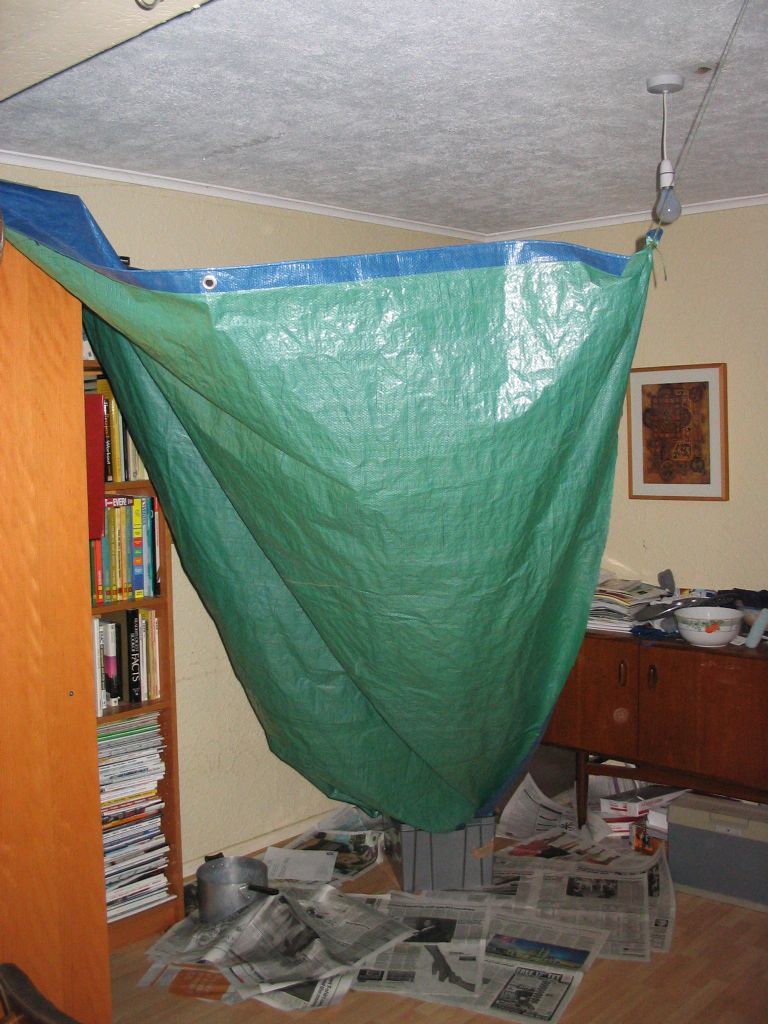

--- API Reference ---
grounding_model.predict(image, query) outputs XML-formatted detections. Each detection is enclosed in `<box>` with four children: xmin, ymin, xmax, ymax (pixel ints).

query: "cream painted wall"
<box><xmin>557</xmin><ymin>208</ymin><xmax>768</xmax><ymax>592</ymax></box>
<box><xmin>3</xmin><ymin>162</ymin><xmax>766</xmax><ymax>873</ymax></box>
<box><xmin>0</xmin><ymin>163</ymin><xmax>465</xmax><ymax>875</ymax></box>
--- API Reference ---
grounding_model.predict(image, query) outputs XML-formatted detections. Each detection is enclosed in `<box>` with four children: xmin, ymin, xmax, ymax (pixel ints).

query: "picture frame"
<box><xmin>627</xmin><ymin>363</ymin><xmax>728</xmax><ymax>500</ymax></box>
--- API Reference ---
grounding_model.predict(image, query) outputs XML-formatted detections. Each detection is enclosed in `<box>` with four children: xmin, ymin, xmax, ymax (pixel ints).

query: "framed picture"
<box><xmin>627</xmin><ymin>363</ymin><xmax>728</xmax><ymax>500</ymax></box>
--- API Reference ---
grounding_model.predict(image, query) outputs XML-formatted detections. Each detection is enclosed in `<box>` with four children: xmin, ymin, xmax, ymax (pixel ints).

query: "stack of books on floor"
<box><xmin>587</xmin><ymin>577</ymin><xmax>668</xmax><ymax>632</ymax></box>
<box><xmin>98</xmin><ymin>713</ymin><xmax>173</xmax><ymax>922</ymax></box>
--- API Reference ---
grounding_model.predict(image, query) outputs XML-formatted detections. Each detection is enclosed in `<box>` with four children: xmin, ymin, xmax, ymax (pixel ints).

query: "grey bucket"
<box><xmin>196</xmin><ymin>856</ymin><xmax>270</xmax><ymax>923</ymax></box>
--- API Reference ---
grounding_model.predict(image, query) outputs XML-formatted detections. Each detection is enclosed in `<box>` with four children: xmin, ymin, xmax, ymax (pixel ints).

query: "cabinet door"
<box><xmin>639</xmin><ymin>646</ymin><xmax>768</xmax><ymax>788</ymax></box>
<box><xmin>0</xmin><ymin>245</ymin><xmax>112</xmax><ymax>1023</ymax></box>
<box><xmin>544</xmin><ymin>635</ymin><xmax>638</xmax><ymax>759</ymax></box>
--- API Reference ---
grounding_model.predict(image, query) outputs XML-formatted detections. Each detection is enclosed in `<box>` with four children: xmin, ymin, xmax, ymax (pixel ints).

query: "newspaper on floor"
<box><xmin>142</xmin><ymin>960</ymin><xmax>356</xmax><ymax>1011</ymax></box>
<box><xmin>236</xmin><ymin>971</ymin><xmax>356</xmax><ymax>1009</ymax></box>
<box><xmin>496</xmin><ymin>839</ymin><xmax>675</xmax><ymax>956</ymax></box>
<box><xmin>532</xmin><ymin>867</ymin><xmax>651</xmax><ymax>961</ymax></box>
<box><xmin>142</xmin><ymin>881</ymin><xmax>412</xmax><ymax>999</ymax></box>
<box><xmin>497</xmin><ymin>775</ymin><xmax>577</xmax><ymax>839</ymax></box>
<box><xmin>352</xmin><ymin>892</ymin><xmax>489</xmax><ymax>1005</ymax></box>
<box><xmin>474</xmin><ymin>907</ymin><xmax>608</xmax><ymax>1023</ymax></box>
<box><xmin>430</xmin><ymin>876</ymin><xmax>649</xmax><ymax>962</ymax></box>
<box><xmin>353</xmin><ymin>895</ymin><xmax>608</xmax><ymax>1024</ymax></box>
<box><xmin>444</xmin><ymin>852</ymin><xmax>666</xmax><ymax>963</ymax></box>
<box><xmin>647</xmin><ymin>854</ymin><xmax>676</xmax><ymax>954</ymax></box>
<box><xmin>493</xmin><ymin>776</ymin><xmax>677</xmax><ymax>963</ymax></box>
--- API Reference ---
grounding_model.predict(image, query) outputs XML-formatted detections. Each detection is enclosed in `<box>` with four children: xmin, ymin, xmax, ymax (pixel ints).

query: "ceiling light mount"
<box><xmin>646</xmin><ymin>72</ymin><xmax>684</xmax><ymax>96</ymax></box>
<box><xmin>647</xmin><ymin>71</ymin><xmax>684</xmax><ymax>225</ymax></box>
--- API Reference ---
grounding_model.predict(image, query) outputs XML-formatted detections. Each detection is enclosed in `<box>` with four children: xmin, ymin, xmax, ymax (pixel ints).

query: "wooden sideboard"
<box><xmin>542</xmin><ymin>630</ymin><xmax>768</xmax><ymax>824</ymax></box>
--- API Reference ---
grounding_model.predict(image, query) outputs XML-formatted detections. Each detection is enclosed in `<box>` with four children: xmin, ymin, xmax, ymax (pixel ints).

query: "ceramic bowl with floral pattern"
<box><xmin>674</xmin><ymin>606</ymin><xmax>743</xmax><ymax>647</ymax></box>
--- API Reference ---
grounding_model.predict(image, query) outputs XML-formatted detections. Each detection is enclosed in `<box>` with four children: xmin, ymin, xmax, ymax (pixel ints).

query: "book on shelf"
<box><xmin>84</xmin><ymin>393</ymin><xmax>106</xmax><ymax>539</ymax></box>
<box><xmin>92</xmin><ymin>617</ymin><xmax>106</xmax><ymax>716</ymax></box>
<box><xmin>131</xmin><ymin>498</ymin><xmax>145</xmax><ymax>600</ymax></box>
<box><xmin>90</xmin><ymin>495</ymin><xmax>158</xmax><ymax>606</ymax></box>
<box><xmin>94</xmin><ymin>377</ymin><xmax>121</xmax><ymax>483</ymax></box>
<box><xmin>105</xmin><ymin>495</ymin><xmax>133</xmax><ymax>601</ymax></box>
<box><xmin>101</xmin><ymin>619</ymin><xmax>121</xmax><ymax>708</ymax></box>
<box><xmin>102</xmin><ymin>800</ymin><xmax>165</xmax><ymax>830</ymax></box>
<box><xmin>97</xmin><ymin>712</ymin><xmax>173</xmax><ymax>923</ymax></box>
<box><xmin>86</xmin><ymin>374</ymin><xmax>148</xmax><ymax>485</ymax></box>
<box><xmin>141</xmin><ymin>496</ymin><xmax>156</xmax><ymax>597</ymax></box>
<box><xmin>91</xmin><ymin>609</ymin><xmax>160</xmax><ymax>709</ymax></box>
<box><xmin>126</xmin><ymin>609</ymin><xmax>142</xmax><ymax>703</ymax></box>
<box><xmin>149</xmin><ymin>609</ymin><xmax>161</xmax><ymax>699</ymax></box>
<box><xmin>100</xmin><ymin>610</ymin><xmax>143</xmax><ymax>704</ymax></box>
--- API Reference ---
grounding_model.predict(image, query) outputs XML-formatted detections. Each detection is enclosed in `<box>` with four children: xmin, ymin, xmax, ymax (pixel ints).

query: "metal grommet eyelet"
<box><xmin>202</xmin><ymin>274</ymin><xmax>218</xmax><ymax>291</ymax></box>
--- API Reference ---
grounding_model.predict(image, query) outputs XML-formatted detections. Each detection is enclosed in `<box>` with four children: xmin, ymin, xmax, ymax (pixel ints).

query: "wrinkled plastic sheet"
<box><xmin>0</xmin><ymin>179</ymin><xmax>652</xmax><ymax>830</ymax></box>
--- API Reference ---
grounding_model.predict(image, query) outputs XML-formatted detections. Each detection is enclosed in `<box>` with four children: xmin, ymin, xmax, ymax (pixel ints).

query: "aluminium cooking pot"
<box><xmin>195</xmin><ymin>855</ymin><xmax>274</xmax><ymax>923</ymax></box>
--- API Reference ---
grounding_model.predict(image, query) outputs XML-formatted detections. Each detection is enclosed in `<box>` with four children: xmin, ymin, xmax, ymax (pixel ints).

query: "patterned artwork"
<box><xmin>640</xmin><ymin>378</ymin><xmax>710</xmax><ymax>485</ymax></box>
<box><xmin>628</xmin><ymin>364</ymin><xmax>727</xmax><ymax>500</ymax></box>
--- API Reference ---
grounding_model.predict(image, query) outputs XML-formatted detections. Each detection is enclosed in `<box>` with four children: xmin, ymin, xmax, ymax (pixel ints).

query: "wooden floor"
<box><xmin>111</xmin><ymin>887</ymin><xmax>768</xmax><ymax>1024</ymax></box>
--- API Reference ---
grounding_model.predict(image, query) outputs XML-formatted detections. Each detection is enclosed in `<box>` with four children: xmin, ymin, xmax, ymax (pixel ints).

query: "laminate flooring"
<box><xmin>111</xmin><ymin>886</ymin><xmax>768</xmax><ymax>1024</ymax></box>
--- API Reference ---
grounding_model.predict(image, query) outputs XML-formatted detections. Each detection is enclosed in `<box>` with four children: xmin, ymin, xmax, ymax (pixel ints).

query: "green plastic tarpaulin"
<box><xmin>1</xmin><ymin>180</ymin><xmax>653</xmax><ymax>830</ymax></box>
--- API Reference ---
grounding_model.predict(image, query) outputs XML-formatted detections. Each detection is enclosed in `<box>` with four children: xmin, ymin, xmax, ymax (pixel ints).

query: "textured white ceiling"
<box><xmin>1</xmin><ymin>0</ymin><xmax>766</xmax><ymax>237</ymax></box>
<box><xmin>0</xmin><ymin>0</ymin><xmax>214</xmax><ymax>100</ymax></box>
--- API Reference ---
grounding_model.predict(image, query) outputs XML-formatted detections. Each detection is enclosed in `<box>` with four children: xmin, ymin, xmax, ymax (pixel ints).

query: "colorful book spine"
<box><xmin>126</xmin><ymin>609</ymin><xmax>142</xmax><ymax>703</ymax></box>
<box><xmin>101</xmin><ymin>532</ymin><xmax>112</xmax><ymax>605</ymax></box>
<box><xmin>92</xmin><ymin>616</ymin><xmax>106</xmax><ymax>716</ymax></box>
<box><xmin>104</xmin><ymin>496</ymin><xmax>134</xmax><ymax>602</ymax></box>
<box><xmin>132</xmin><ymin>497</ymin><xmax>144</xmax><ymax>600</ymax></box>
<box><xmin>138</xmin><ymin>611</ymin><xmax>150</xmax><ymax>701</ymax></box>
<box><xmin>140</xmin><ymin>497</ymin><xmax>151</xmax><ymax>599</ymax></box>
<box><xmin>122</xmin><ymin>501</ymin><xmax>133</xmax><ymax>602</ymax></box>
<box><xmin>84</xmin><ymin>393</ymin><xmax>106</xmax><ymax>539</ymax></box>
<box><xmin>92</xmin><ymin>538</ymin><xmax>105</xmax><ymax>605</ymax></box>
<box><xmin>150</xmin><ymin>612</ymin><xmax>160</xmax><ymax>699</ymax></box>
<box><xmin>150</xmin><ymin>498</ymin><xmax>159</xmax><ymax>595</ymax></box>
<box><xmin>102</xmin><ymin>395</ymin><xmax>113</xmax><ymax>483</ymax></box>
<box><xmin>95</xmin><ymin>378</ymin><xmax>118</xmax><ymax>481</ymax></box>
<box><xmin>101</xmin><ymin>619</ymin><xmax>121</xmax><ymax>707</ymax></box>
<box><xmin>143</xmin><ymin>497</ymin><xmax>157</xmax><ymax>598</ymax></box>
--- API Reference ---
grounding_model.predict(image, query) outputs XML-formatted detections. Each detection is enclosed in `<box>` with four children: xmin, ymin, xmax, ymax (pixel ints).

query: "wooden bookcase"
<box><xmin>86</xmin><ymin>434</ymin><xmax>185</xmax><ymax>949</ymax></box>
<box><xmin>0</xmin><ymin>243</ymin><xmax>182</xmax><ymax>1024</ymax></box>
<box><xmin>84</xmin><ymin>380</ymin><xmax>184</xmax><ymax>948</ymax></box>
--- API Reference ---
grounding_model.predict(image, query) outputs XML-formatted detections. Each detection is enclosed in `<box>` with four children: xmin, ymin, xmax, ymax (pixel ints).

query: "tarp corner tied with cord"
<box><xmin>0</xmin><ymin>179</ymin><xmax>653</xmax><ymax>831</ymax></box>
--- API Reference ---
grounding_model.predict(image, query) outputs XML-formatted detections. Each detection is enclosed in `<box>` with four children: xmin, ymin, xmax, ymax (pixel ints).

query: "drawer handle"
<box><xmin>647</xmin><ymin>664</ymin><xmax>658</xmax><ymax>689</ymax></box>
<box><xmin>617</xmin><ymin>659</ymin><xmax>628</xmax><ymax>688</ymax></box>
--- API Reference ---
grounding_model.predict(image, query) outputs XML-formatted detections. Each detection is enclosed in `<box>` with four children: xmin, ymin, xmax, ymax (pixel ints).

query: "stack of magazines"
<box><xmin>98</xmin><ymin>712</ymin><xmax>173</xmax><ymax>921</ymax></box>
<box><xmin>587</xmin><ymin>578</ymin><xmax>668</xmax><ymax>633</ymax></box>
